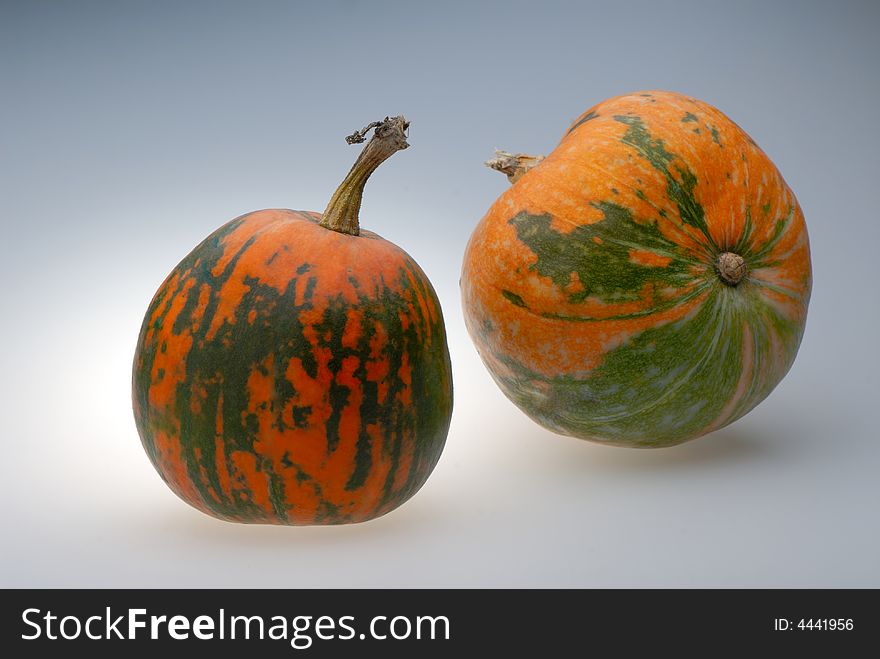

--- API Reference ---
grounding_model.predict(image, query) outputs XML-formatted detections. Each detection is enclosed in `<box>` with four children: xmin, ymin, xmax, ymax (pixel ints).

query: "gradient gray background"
<box><xmin>2</xmin><ymin>0</ymin><xmax>878</xmax><ymax>587</ymax></box>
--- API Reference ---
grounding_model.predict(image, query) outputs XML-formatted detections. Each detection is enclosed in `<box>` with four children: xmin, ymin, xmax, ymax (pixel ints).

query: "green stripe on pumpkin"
<box><xmin>566</xmin><ymin>110</ymin><xmax>599</xmax><ymax>135</ymax></box>
<box><xmin>614</xmin><ymin>114</ymin><xmax>715</xmax><ymax>247</ymax></box>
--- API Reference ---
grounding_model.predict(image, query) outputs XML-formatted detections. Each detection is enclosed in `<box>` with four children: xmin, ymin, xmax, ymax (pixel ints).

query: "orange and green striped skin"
<box><xmin>133</xmin><ymin>210</ymin><xmax>453</xmax><ymax>523</ymax></box>
<box><xmin>461</xmin><ymin>91</ymin><xmax>811</xmax><ymax>447</ymax></box>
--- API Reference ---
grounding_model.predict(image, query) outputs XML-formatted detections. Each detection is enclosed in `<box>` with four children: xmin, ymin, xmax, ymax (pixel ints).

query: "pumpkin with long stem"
<box><xmin>133</xmin><ymin>117</ymin><xmax>453</xmax><ymax>523</ymax></box>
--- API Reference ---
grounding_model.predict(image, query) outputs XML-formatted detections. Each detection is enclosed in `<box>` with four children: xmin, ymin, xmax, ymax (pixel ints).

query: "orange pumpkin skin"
<box><xmin>133</xmin><ymin>209</ymin><xmax>453</xmax><ymax>524</ymax></box>
<box><xmin>461</xmin><ymin>91</ymin><xmax>811</xmax><ymax>447</ymax></box>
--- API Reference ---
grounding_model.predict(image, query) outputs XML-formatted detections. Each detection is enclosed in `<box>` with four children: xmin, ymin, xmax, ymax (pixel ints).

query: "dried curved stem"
<box><xmin>320</xmin><ymin>116</ymin><xmax>410</xmax><ymax>236</ymax></box>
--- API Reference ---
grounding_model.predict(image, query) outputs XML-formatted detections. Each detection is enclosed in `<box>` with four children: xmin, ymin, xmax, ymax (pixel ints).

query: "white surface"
<box><xmin>2</xmin><ymin>294</ymin><xmax>876</xmax><ymax>587</ymax></box>
<box><xmin>2</xmin><ymin>0</ymin><xmax>878</xmax><ymax>587</ymax></box>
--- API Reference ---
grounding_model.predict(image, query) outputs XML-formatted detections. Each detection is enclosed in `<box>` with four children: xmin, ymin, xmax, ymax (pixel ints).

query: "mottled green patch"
<box><xmin>478</xmin><ymin>315</ymin><xmax>495</xmax><ymax>342</ymax></box>
<box><xmin>614</xmin><ymin>115</ymin><xmax>674</xmax><ymax>169</ymax></box>
<box><xmin>492</xmin><ymin>281</ymin><xmax>804</xmax><ymax>446</ymax></box>
<box><xmin>710</xmin><ymin>125</ymin><xmax>722</xmax><ymax>146</ymax></box>
<box><xmin>509</xmin><ymin>204</ymin><xmax>694</xmax><ymax>304</ymax></box>
<box><xmin>681</xmin><ymin>112</ymin><xmax>698</xmax><ymax>123</ymax></box>
<box><xmin>614</xmin><ymin>115</ymin><xmax>715</xmax><ymax>246</ymax></box>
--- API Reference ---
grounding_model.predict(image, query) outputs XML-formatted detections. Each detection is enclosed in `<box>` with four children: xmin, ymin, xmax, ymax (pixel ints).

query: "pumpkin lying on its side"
<box><xmin>133</xmin><ymin>117</ymin><xmax>453</xmax><ymax>524</ymax></box>
<box><xmin>461</xmin><ymin>91</ymin><xmax>811</xmax><ymax>448</ymax></box>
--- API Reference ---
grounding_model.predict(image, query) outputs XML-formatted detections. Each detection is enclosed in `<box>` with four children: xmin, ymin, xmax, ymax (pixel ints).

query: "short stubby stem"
<box><xmin>485</xmin><ymin>150</ymin><xmax>545</xmax><ymax>184</ymax></box>
<box><xmin>716</xmin><ymin>252</ymin><xmax>747</xmax><ymax>286</ymax></box>
<box><xmin>320</xmin><ymin>116</ymin><xmax>410</xmax><ymax>236</ymax></box>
